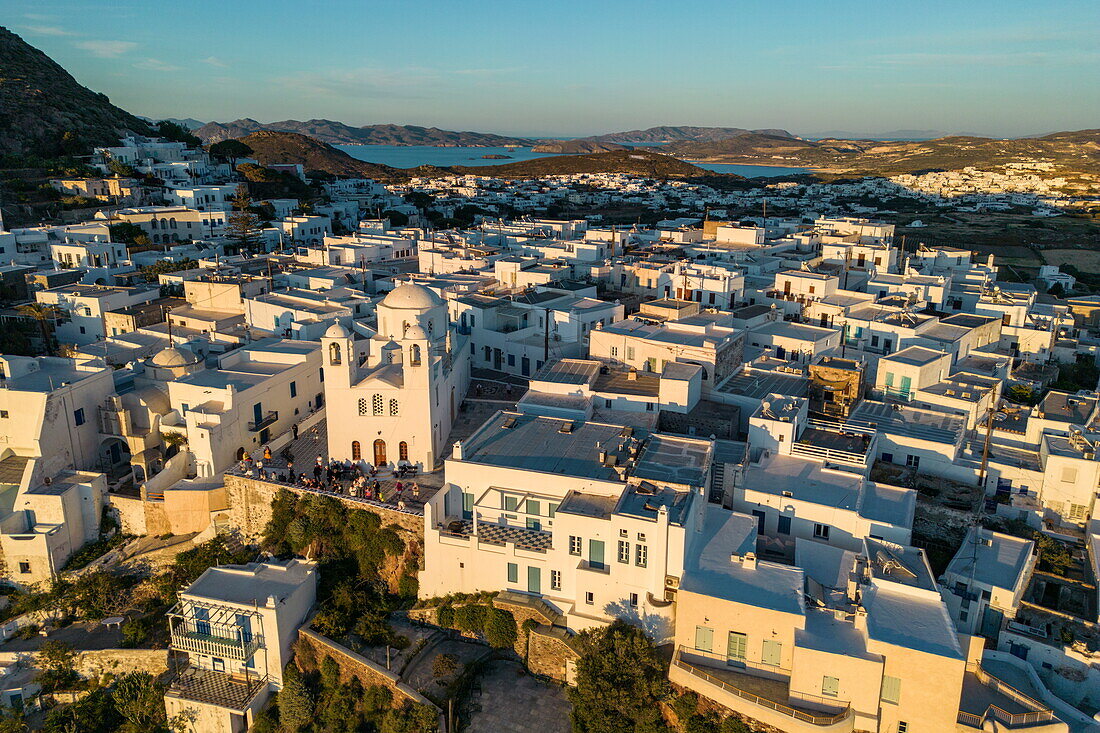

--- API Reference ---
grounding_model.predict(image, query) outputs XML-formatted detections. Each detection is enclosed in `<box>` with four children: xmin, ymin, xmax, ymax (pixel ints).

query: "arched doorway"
<box><xmin>351</xmin><ymin>441</ymin><xmax>361</xmax><ymax>460</ymax></box>
<box><xmin>399</xmin><ymin>441</ymin><xmax>409</xmax><ymax>462</ymax></box>
<box><xmin>373</xmin><ymin>439</ymin><xmax>386</xmax><ymax>466</ymax></box>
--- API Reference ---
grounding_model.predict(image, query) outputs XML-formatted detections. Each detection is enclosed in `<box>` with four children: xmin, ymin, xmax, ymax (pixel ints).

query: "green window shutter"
<box><xmin>507</xmin><ymin>563</ymin><xmax>518</xmax><ymax>584</ymax></box>
<box><xmin>881</xmin><ymin>675</ymin><xmax>901</xmax><ymax>704</ymax></box>
<box><xmin>589</xmin><ymin>540</ymin><xmax>605</xmax><ymax>569</ymax></box>
<box><xmin>694</xmin><ymin>626</ymin><xmax>713</xmax><ymax>652</ymax></box>
<box><xmin>822</xmin><ymin>676</ymin><xmax>840</xmax><ymax>697</ymax></box>
<box><xmin>761</xmin><ymin>640</ymin><xmax>782</xmax><ymax>667</ymax></box>
<box><xmin>526</xmin><ymin>499</ymin><xmax>540</xmax><ymax>516</ymax></box>
<box><xmin>727</xmin><ymin>632</ymin><xmax>747</xmax><ymax>661</ymax></box>
<box><xmin>504</xmin><ymin>496</ymin><xmax>519</xmax><ymax>511</ymax></box>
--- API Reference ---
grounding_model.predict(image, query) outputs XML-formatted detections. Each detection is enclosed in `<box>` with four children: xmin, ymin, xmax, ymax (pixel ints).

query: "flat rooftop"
<box><xmin>848</xmin><ymin>401</ymin><xmax>963</xmax><ymax>445</ymax></box>
<box><xmin>863</xmin><ymin>584</ymin><xmax>963</xmax><ymax>659</ymax></box>
<box><xmin>944</xmin><ymin>528</ymin><xmax>1034</xmax><ymax>591</ymax></box>
<box><xmin>882</xmin><ymin>346</ymin><xmax>946</xmax><ymax>368</ymax></box>
<box><xmin>531</xmin><ymin>358</ymin><xmax>600</xmax><ymax>387</ymax></box>
<box><xmin>185</xmin><ymin>559</ymin><xmax>315</xmax><ymax>607</ymax></box>
<box><xmin>1039</xmin><ymin>390</ymin><xmax>1096</xmax><ymax>425</ymax></box>
<box><xmin>458</xmin><ymin>411</ymin><xmax>637</xmax><ymax>481</ymax></box>
<box><xmin>679</xmin><ymin>506</ymin><xmax>805</xmax><ymax>615</ymax></box>
<box><xmin>631</xmin><ymin>434</ymin><xmax>712</xmax><ymax>487</ymax></box>
<box><xmin>717</xmin><ymin>369</ymin><xmax>809</xmax><ymax>400</ymax></box>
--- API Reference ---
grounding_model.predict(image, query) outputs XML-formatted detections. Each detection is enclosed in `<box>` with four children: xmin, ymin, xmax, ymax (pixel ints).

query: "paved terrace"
<box><xmin>224</xmin><ymin>417</ymin><xmax>444</xmax><ymax>516</ymax></box>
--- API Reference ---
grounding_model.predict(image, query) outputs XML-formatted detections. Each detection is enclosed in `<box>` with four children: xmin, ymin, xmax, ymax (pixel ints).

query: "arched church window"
<box><xmin>351</xmin><ymin>441</ymin><xmax>361</xmax><ymax>460</ymax></box>
<box><xmin>329</xmin><ymin>342</ymin><xmax>341</xmax><ymax>365</ymax></box>
<box><xmin>389</xmin><ymin>399</ymin><xmax>399</xmax><ymax>416</ymax></box>
<box><xmin>410</xmin><ymin>344</ymin><xmax>422</xmax><ymax>366</ymax></box>
<box><xmin>358</xmin><ymin>398</ymin><xmax>369</xmax><ymax>416</ymax></box>
<box><xmin>372</xmin><ymin>394</ymin><xmax>383</xmax><ymax>416</ymax></box>
<box><xmin>399</xmin><ymin>441</ymin><xmax>409</xmax><ymax>461</ymax></box>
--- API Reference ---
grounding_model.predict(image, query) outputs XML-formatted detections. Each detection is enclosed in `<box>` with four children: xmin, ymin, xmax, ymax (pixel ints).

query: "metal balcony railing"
<box><xmin>170</xmin><ymin>625</ymin><xmax>265</xmax><ymax>661</ymax></box>
<box><xmin>672</xmin><ymin>648</ymin><xmax>850</xmax><ymax>727</ymax></box>
<box><xmin>247</xmin><ymin>411</ymin><xmax>278</xmax><ymax>432</ymax></box>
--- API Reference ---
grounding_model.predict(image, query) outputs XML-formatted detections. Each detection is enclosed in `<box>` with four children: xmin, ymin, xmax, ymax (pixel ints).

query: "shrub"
<box><xmin>483</xmin><ymin>607</ymin><xmax>517</xmax><ymax>649</ymax></box>
<box><xmin>432</xmin><ymin>653</ymin><xmax>458</xmax><ymax>677</ymax></box>
<box><xmin>436</xmin><ymin>603</ymin><xmax>454</xmax><ymax>628</ymax></box>
<box><xmin>453</xmin><ymin>604</ymin><xmax>486</xmax><ymax>634</ymax></box>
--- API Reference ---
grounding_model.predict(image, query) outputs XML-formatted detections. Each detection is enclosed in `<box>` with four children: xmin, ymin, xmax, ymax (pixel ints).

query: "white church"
<box><xmin>321</xmin><ymin>282</ymin><xmax>471</xmax><ymax>470</ymax></box>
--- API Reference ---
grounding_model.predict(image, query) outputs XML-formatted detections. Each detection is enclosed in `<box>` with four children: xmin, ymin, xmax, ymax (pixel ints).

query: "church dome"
<box><xmin>324</xmin><ymin>321</ymin><xmax>351</xmax><ymax>338</ymax></box>
<box><xmin>382</xmin><ymin>283</ymin><xmax>443</xmax><ymax>311</ymax></box>
<box><xmin>151</xmin><ymin>346</ymin><xmax>199</xmax><ymax>368</ymax></box>
<box><xmin>404</xmin><ymin>325</ymin><xmax>429</xmax><ymax>341</ymax></box>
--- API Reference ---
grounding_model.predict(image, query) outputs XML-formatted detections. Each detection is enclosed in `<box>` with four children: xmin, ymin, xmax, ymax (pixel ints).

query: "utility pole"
<box><xmin>544</xmin><ymin>307</ymin><xmax>551</xmax><ymax>361</ymax></box>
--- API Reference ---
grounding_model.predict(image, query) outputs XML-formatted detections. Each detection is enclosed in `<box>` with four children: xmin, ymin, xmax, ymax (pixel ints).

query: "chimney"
<box><xmin>452</xmin><ymin>440</ymin><xmax>464</xmax><ymax>460</ymax></box>
<box><xmin>627</xmin><ymin>369</ymin><xmax>638</xmax><ymax>381</ymax></box>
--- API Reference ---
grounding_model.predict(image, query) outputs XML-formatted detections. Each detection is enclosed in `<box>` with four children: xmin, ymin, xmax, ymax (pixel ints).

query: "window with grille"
<box><xmin>372</xmin><ymin>394</ymin><xmax>383</xmax><ymax>416</ymax></box>
<box><xmin>351</xmin><ymin>441</ymin><xmax>361</xmax><ymax>460</ymax></box>
<box><xmin>399</xmin><ymin>442</ymin><xmax>409</xmax><ymax>461</ymax></box>
<box><xmin>358</xmin><ymin>398</ymin><xmax>369</xmax><ymax>416</ymax></box>
<box><xmin>551</xmin><ymin>570</ymin><xmax>561</xmax><ymax>591</ymax></box>
<box><xmin>389</xmin><ymin>398</ymin><xmax>399</xmax><ymax>416</ymax></box>
<box><xmin>635</xmin><ymin>544</ymin><xmax>647</xmax><ymax>567</ymax></box>
<box><xmin>618</xmin><ymin>541</ymin><xmax>630</xmax><ymax>563</ymax></box>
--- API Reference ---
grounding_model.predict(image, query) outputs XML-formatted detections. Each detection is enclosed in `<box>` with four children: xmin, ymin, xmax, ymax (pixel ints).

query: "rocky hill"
<box><xmin>576</xmin><ymin>126</ymin><xmax>795</xmax><ymax>144</ymax></box>
<box><xmin>0</xmin><ymin>27</ymin><xmax>154</xmax><ymax>156</ymax></box>
<box><xmin>235</xmin><ymin>131</ymin><xmax>403</xmax><ymax>178</ymax></box>
<box><xmin>530</xmin><ymin>140</ymin><xmax>630</xmax><ymax>154</ymax></box>
<box><xmin>667</xmin><ymin>130</ymin><xmax>1100</xmax><ymax>175</ymax></box>
<box><xmin>451</xmin><ymin>149</ymin><xmax>720</xmax><ymax>179</ymax></box>
<box><xmin>195</xmin><ymin>118</ymin><xmax>531</xmax><ymax>147</ymax></box>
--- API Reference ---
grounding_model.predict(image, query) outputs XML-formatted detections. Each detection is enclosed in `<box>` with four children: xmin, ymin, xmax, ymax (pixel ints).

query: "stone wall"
<box><xmin>295</xmin><ymin>626</ymin><xmax>438</xmax><ymax>712</ymax></box>
<box><xmin>527</xmin><ymin>625</ymin><xmax>580</xmax><ymax>684</ymax></box>
<box><xmin>0</xmin><ymin>648</ymin><xmax>169</xmax><ymax>680</ymax></box>
<box><xmin>223</xmin><ymin>474</ymin><xmax>424</xmax><ymax>541</ymax></box>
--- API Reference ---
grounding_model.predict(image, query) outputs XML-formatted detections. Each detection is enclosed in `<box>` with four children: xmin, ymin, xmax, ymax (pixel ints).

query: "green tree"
<box><xmin>209</xmin><ymin>139</ymin><xmax>254</xmax><ymax>161</ymax></box>
<box><xmin>106</xmin><ymin>158</ymin><xmax>138</xmax><ymax>178</ymax></box>
<box><xmin>155</xmin><ymin>121</ymin><xmax>202</xmax><ymax>147</ymax></box>
<box><xmin>43</xmin><ymin>686</ymin><xmax>123</xmax><ymax>733</ymax></box>
<box><xmin>277</xmin><ymin>663</ymin><xmax>314</xmax><ymax>733</ymax></box>
<box><xmin>16</xmin><ymin>302</ymin><xmax>60</xmax><ymax>356</ymax></box>
<box><xmin>568</xmin><ymin>620</ymin><xmax>670</xmax><ymax>733</ymax></box>
<box><xmin>483</xmin><ymin>607</ymin><xmax>517</xmax><ymax>648</ymax></box>
<box><xmin>109</xmin><ymin>222</ymin><xmax>148</xmax><ymax>244</ymax></box>
<box><xmin>379</xmin><ymin>703</ymin><xmax>437</xmax><ymax>733</ymax></box>
<box><xmin>112</xmin><ymin>672</ymin><xmax>167</xmax><ymax>732</ymax></box>
<box><xmin>226</xmin><ymin>186</ymin><xmax>263</xmax><ymax>254</ymax></box>
<box><xmin>36</xmin><ymin>640</ymin><xmax>79</xmax><ymax>692</ymax></box>
<box><xmin>70</xmin><ymin>570</ymin><xmax>129</xmax><ymax>618</ymax></box>
<box><xmin>453</xmin><ymin>604</ymin><xmax>486</xmax><ymax>634</ymax></box>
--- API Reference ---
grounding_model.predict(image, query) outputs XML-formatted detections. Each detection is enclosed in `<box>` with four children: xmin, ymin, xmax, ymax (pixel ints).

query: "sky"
<box><xmin>10</xmin><ymin>0</ymin><xmax>1100</xmax><ymax>138</ymax></box>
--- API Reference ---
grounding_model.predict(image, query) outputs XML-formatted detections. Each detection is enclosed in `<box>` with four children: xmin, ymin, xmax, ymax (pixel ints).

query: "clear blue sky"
<box><xmin>12</xmin><ymin>0</ymin><xmax>1100</xmax><ymax>137</ymax></box>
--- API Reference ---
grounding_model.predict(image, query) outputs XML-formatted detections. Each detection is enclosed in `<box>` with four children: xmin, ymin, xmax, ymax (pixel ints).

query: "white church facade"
<box><xmin>321</xmin><ymin>283</ymin><xmax>471</xmax><ymax>470</ymax></box>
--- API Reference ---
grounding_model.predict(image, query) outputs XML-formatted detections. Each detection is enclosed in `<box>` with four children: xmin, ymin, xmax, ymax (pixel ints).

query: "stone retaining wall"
<box><xmin>295</xmin><ymin>627</ymin><xmax>438</xmax><ymax>712</ymax></box>
<box><xmin>527</xmin><ymin>625</ymin><xmax>580</xmax><ymax>683</ymax></box>
<box><xmin>224</xmin><ymin>474</ymin><xmax>424</xmax><ymax>541</ymax></box>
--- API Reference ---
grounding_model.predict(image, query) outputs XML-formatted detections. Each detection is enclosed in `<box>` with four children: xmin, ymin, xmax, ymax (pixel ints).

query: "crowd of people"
<box><xmin>235</xmin><ymin>446</ymin><xmax>423</xmax><ymax>511</ymax></box>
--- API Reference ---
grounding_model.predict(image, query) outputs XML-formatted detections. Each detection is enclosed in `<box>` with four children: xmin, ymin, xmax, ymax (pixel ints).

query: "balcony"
<box><xmin>247</xmin><ymin>410</ymin><xmax>278</xmax><ymax>432</ymax></box>
<box><xmin>168</xmin><ymin>604</ymin><xmax>265</xmax><ymax>661</ymax></box>
<box><xmin>166</xmin><ymin>664</ymin><xmax>268</xmax><ymax>710</ymax></box>
<box><xmin>670</xmin><ymin>648</ymin><xmax>852</xmax><ymax>731</ymax></box>
<box><xmin>957</xmin><ymin>663</ymin><xmax>1054</xmax><ymax>729</ymax></box>
<box><xmin>170</xmin><ymin>624</ymin><xmax>265</xmax><ymax>661</ymax></box>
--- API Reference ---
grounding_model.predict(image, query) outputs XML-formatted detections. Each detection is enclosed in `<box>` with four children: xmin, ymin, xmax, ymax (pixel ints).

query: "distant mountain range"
<box><xmin>235</xmin><ymin>130</ymin><xmax>720</xmax><ymax>181</ymax></box>
<box><xmin>572</xmin><ymin>126</ymin><xmax>796</xmax><ymax>144</ymax></box>
<box><xmin>194</xmin><ymin>119</ymin><xmax>531</xmax><ymax>147</ymax></box>
<box><xmin>0</xmin><ymin>26</ymin><xmax>154</xmax><ymax>156</ymax></box>
<box><xmin>666</xmin><ymin>130</ymin><xmax>1100</xmax><ymax>175</ymax></box>
<box><xmin>140</xmin><ymin>116</ymin><xmax>206</xmax><ymax>130</ymax></box>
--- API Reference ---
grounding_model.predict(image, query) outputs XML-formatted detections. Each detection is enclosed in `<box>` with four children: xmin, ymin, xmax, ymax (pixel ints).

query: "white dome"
<box><xmin>382</xmin><ymin>283</ymin><xmax>443</xmax><ymax>311</ymax></box>
<box><xmin>404</xmin><ymin>325</ymin><xmax>429</xmax><ymax>340</ymax></box>
<box><xmin>324</xmin><ymin>322</ymin><xmax>351</xmax><ymax>338</ymax></box>
<box><xmin>151</xmin><ymin>346</ymin><xmax>198</xmax><ymax>368</ymax></box>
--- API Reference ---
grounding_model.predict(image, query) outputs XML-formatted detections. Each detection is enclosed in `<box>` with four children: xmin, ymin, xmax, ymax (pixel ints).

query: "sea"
<box><xmin>335</xmin><ymin>144</ymin><xmax>808</xmax><ymax>178</ymax></box>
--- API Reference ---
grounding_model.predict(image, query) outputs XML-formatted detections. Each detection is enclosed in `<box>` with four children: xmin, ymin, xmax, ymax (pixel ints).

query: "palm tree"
<box><xmin>161</xmin><ymin>430</ymin><xmax>188</xmax><ymax>459</ymax></box>
<box><xmin>16</xmin><ymin>302</ymin><xmax>61</xmax><ymax>356</ymax></box>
